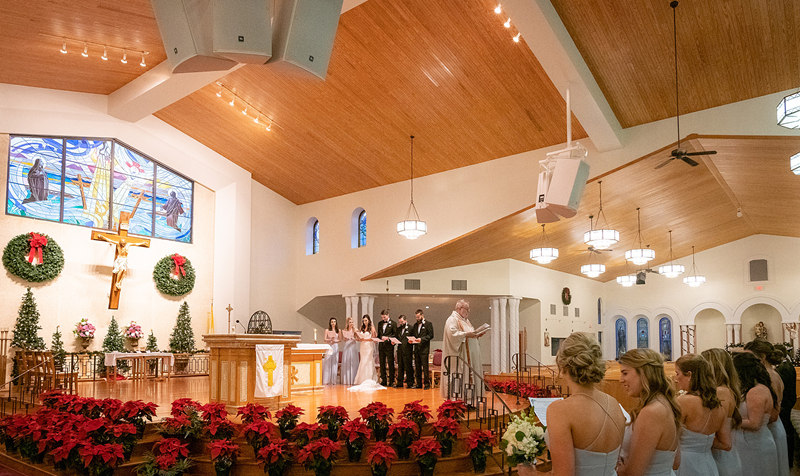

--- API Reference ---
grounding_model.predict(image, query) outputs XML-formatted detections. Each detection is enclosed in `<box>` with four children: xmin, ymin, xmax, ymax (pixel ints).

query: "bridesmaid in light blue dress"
<box><xmin>545</xmin><ymin>333</ymin><xmax>625</xmax><ymax>476</ymax></box>
<box><xmin>701</xmin><ymin>348</ymin><xmax>743</xmax><ymax>476</ymax></box>
<box><xmin>321</xmin><ymin>317</ymin><xmax>341</xmax><ymax>385</ymax></box>
<box><xmin>673</xmin><ymin>354</ymin><xmax>726</xmax><ymax>476</ymax></box>
<box><xmin>339</xmin><ymin>317</ymin><xmax>359</xmax><ymax>385</ymax></box>
<box><xmin>731</xmin><ymin>352</ymin><xmax>778</xmax><ymax>476</ymax></box>
<box><xmin>617</xmin><ymin>349</ymin><xmax>680</xmax><ymax>476</ymax></box>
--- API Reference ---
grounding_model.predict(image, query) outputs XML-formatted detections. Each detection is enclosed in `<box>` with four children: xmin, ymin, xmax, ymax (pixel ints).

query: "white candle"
<box><xmin>314</xmin><ymin>328</ymin><xmax>317</xmax><ymax>342</ymax></box>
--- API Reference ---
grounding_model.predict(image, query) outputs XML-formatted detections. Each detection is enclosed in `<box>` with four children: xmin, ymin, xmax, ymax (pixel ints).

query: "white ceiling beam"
<box><xmin>505</xmin><ymin>0</ymin><xmax>622</xmax><ymax>152</ymax></box>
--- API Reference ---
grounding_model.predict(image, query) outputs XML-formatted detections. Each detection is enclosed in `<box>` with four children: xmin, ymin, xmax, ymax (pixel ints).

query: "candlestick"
<box><xmin>314</xmin><ymin>328</ymin><xmax>317</xmax><ymax>344</ymax></box>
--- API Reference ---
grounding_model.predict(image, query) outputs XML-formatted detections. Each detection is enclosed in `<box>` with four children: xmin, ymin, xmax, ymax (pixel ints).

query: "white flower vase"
<box><xmin>516</xmin><ymin>463</ymin><xmax>537</xmax><ymax>476</ymax></box>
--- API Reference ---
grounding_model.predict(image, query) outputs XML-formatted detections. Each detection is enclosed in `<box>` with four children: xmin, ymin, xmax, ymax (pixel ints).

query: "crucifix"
<box><xmin>226</xmin><ymin>304</ymin><xmax>233</xmax><ymax>334</ymax></box>
<box><xmin>91</xmin><ymin>211</ymin><xmax>150</xmax><ymax>309</ymax></box>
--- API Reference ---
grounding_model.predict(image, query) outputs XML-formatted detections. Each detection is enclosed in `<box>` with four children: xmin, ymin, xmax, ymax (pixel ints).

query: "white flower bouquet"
<box><xmin>499</xmin><ymin>410</ymin><xmax>547</xmax><ymax>466</ymax></box>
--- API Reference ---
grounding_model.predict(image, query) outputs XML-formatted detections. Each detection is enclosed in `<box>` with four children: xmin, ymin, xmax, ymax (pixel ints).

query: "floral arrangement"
<box><xmin>467</xmin><ymin>429</ymin><xmax>496</xmax><ymax>473</ymax></box>
<box><xmin>367</xmin><ymin>441</ymin><xmax>398</xmax><ymax>476</ymax></box>
<box><xmin>209</xmin><ymin>439</ymin><xmax>239</xmax><ymax>475</ymax></box>
<box><xmin>317</xmin><ymin>405</ymin><xmax>349</xmax><ymax>440</ymax></box>
<box><xmin>410</xmin><ymin>438</ymin><xmax>442</xmax><ymax>476</ymax></box>
<box><xmin>437</xmin><ymin>399</ymin><xmax>468</xmax><ymax>420</ymax></box>
<box><xmin>275</xmin><ymin>404</ymin><xmax>304</xmax><ymax>438</ymax></box>
<box><xmin>200</xmin><ymin>402</ymin><xmax>236</xmax><ymax>440</ymax></box>
<box><xmin>237</xmin><ymin>403</ymin><xmax>271</xmax><ymax>425</ymax></box>
<box><xmin>257</xmin><ymin>438</ymin><xmax>293</xmax><ymax>476</ymax></box>
<box><xmin>119</xmin><ymin>400</ymin><xmax>157</xmax><ymax>437</ymax></box>
<box><xmin>358</xmin><ymin>401</ymin><xmax>394</xmax><ymax>441</ymax></box>
<box><xmin>499</xmin><ymin>410</ymin><xmax>547</xmax><ymax>467</ymax></box>
<box><xmin>297</xmin><ymin>437</ymin><xmax>342</xmax><ymax>476</ymax></box>
<box><xmin>291</xmin><ymin>422</ymin><xmax>327</xmax><ymax>446</ymax></box>
<box><xmin>432</xmin><ymin>417</ymin><xmax>461</xmax><ymax>456</ymax></box>
<box><xmin>242</xmin><ymin>419</ymin><xmax>277</xmax><ymax>454</ymax></box>
<box><xmin>400</xmin><ymin>400</ymin><xmax>432</xmax><ymax>434</ymax></box>
<box><xmin>487</xmin><ymin>380</ymin><xmax>548</xmax><ymax>398</ymax></box>
<box><xmin>74</xmin><ymin>318</ymin><xmax>96</xmax><ymax>339</ymax></box>
<box><xmin>78</xmin><ymin>442</ymin><xmax>125</xmax><ymax>476</ymax></box>
<box><xmin>160</xmin><ymin>398</ymin><xmax>203</xmax><ymax>440</ymax></box>
<box><xmin>387</xmin><ymin>418</ymin><xmax>420</xmax><ymax>459</ymax></box>
<box><xmin>123</xmin><ymin>321</ymin><xmax>144</xmax><ymax>340</ymax></box>
<box><xmin>339</xmin><ymin>417</ymin><xmax>372</xmax><ymax>462</ymax></box>
<box><xmin>138</xmin><ymin>437</ymin><xmax>192</xmax><ymax>476</ymax></box>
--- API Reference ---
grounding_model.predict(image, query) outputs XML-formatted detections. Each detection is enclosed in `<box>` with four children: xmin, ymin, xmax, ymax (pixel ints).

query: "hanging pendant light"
<box><xmin>778</xmin><ymin>90</ymin><xmax>800</xmax><ymax>129</ymax></box>
<box><xmin>584</xmin><ymin>181</ymin><xmax>619</xmax><ymax>250</ymax></box>
<box><xmin>397</xmin><ymin>135</ymin><xmax>427</xmax><ymax>239</ymax></box>
<box><xmin>530</xmin><ymin>224</ymin><xmax>559</xmax><ymax>264</ymax></box>
<box><xmin>683</xmin><ymin>245</ymin><xmax>706</xmax><ymax>287</ymax></box>
<box><xmin>616</xmin><ymin>274</ymin><xmax>637</xmax><ymax>287</ymax></box>
<box><xmin>625</xmin><ymin>207</ymin><xmax>655</xmax><ymax>266</ymax></box>
<box><xmin>580</xmin><ymin>248</ymin><xmax>605</xmax><ymax>278</ymax></box>
<box><xmin>658</xmin><ymin>230</ymin><xmax>685</xmax><ymax>278</ymax></box>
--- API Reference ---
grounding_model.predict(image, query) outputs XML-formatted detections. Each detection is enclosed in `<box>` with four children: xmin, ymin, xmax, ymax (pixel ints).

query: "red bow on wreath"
<box><xmin>171</xmin><ymin>254</ymin><xmax>186</xmax><ymax>277</ymax></box>
<box><xmin>27</xmin><ymin>233</ymin><xmax>47</xmax><ymax>265</ymax></box>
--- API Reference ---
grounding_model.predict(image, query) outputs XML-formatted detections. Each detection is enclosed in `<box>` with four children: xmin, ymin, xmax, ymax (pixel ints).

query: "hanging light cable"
<box><xmin>397</xmin><ymin>135</ymin><xmax>427</xmax><ymax>239</ymax></box>
<box><xmin>625</xmin><ymin>207</ymin><xmax>655</xmax><ymax>265</ymax></box>
<box><xmin>530</xmin><ymin>224</ymin><xmax>558</xmax><ymax>264</ymax></box>
<box><xmin>584</xmin><ymin>181</ymin><xmax>619</xmax><ymax>250</ymax></box>
<box><xmin>683</xmin><ymin>245</ymin><xmax>706</xmax><ymax>287</ymax></box>
<box><xmin>658</xmin><ymin>230</ymin><xmax>685</xmax><ymax>278</ymax></box>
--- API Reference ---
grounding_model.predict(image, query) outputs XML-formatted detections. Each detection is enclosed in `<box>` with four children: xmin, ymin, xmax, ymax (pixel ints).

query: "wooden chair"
<box><xmin>430</xmin><ymin>349</ymin><xmax>442</xmax><ymax>388</ymax></box>
<box><xmin>15</xmin><ymin>350</ymin><xmax>30</xmax><ymax>393</ymax></box>
<box><xmin>43</xmin><ymin>351</ymin><xmax>78</xmax><ymax>393</ymax></box>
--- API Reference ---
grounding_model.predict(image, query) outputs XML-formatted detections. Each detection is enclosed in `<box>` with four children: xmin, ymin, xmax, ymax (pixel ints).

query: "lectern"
<box><xmin>203</xmin><ymin>333</ymin><xmax>301</xmax><ymax>410</ymax></box>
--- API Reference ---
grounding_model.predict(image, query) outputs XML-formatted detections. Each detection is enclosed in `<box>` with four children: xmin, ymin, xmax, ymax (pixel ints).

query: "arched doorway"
<box><xmin>615</xmin><ymin>317</ymin><xmax>628</xmax><ymax>359</ymax></box>
<box><xmin>695</xmin><ymin>308</ymin><xmax>726</xmax><ymax>351</ymax></box>
<box><xmin>636</xmin><ymin>317</ymin><xmax>649</xmax><ymax>349</ymax></box>
<box><xmin>658</xmin><ymin>317</ymin><xmax>673</xmax><ymax>361</ymax></box>
<box><xmin>741</xmin><ymin>303</ymin><xmax>782</xmax><ymax>343</ymax></box>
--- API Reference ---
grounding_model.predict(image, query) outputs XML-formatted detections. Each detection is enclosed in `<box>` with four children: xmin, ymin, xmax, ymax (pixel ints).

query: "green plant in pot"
<box><xmin>137</xmin><ymin>437</ymin><xmax>193</xmax><ymax>476</ymax></box>
<box><xmin>208</xmin><ymin>439</ymin><xmax>239</xmax><ymax>476</ymax></box>
<box><xmin>387</xmin><ymin>418</ymin><xmax>420</xmax><ymax>459</ymax></box>
<box><xmin>432</xmin><ymin>417</ymin><xmax>461</xmax><ymax>456</ymax></box>
<box><xmin>317</xmin><ymin>405</ymin><xmax>349</xmax><ymax>440</ymax></box>
<box><xmin>467</xmin><ymin>429</ymin><xmax>496</xmax><ymax>473</ymax></box>
<box><xmin>400</xmin><ymin>399</ymin><xmax>432</xmax><ymax>436</ymax></box>
<box><xmin>367</xmin><ymin>441</ymin><xmax>397</xmax><ymax>476</ymax></box>
<box><xmin>275</xmin><ymin>404</ymin><xmax>304</xmax><ymax>439</ymax></box>
<box><xmin>411</xmin><ymin>438</ymin><xmax>442</xmax><ymax>476</ymax></box>
<box><xmin>257</xmin><ymin>438</ymin><xmax>293</xmax><ymax>476</ymax></box>
<box><xmin>358</xmin><ymin>401</ymin><xmax>394</xmax><ymax>441</ymax></box>
<box><xmin>297</xmin><ymin>437</ymin><xmax>341</xmax><ymax>476</ymax></box>
<box><xmin>243</xmin><ymin>420</ymin><xmax>277</xmax><ymax>455</ymax></box>
<box><xmin>339</xmin><ymin>418</ymin><xmax>372</xmax><ymax>462</ymax></box>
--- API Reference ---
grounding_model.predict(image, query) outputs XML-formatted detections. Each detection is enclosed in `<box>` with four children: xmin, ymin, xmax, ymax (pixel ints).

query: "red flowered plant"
<box><xmin>200</xmin><ymin>402</ymin><xmax>229</xmax><ymax>421</ymax></box>
<box><xmin>78</xmin><ymin>441</ymin><xmax>125</xmax><ymax>475</ymax></box>
<box><xmin>257</xmin><ymin>438</ymin><xmax>293</xmax><ymax>476</ymax></box>
<box><xmin>339</xmin><ymin>417</ymin><xmax>372</xmax><ymax>462</ymax></box>
<box><xmin>437</xmin><ymin>399</ymin><xmax>468</xmax><ymax>420</ymax></box>
<box><xmin>317</xmin><ymin>405</ymin><xmax>349</xmax><ymax>439</ymax></box>
<box><xmin>137</xmin><ymin>437</ymin><xmax>193</xmax><ymax>476</ymax></box>
<box><xmin>242</xmin><ymin>420</ymin><xmax>277</xmax><ymax>454</ymax></box>
<box><xmin>171</xmin><ymin>398</ymin><xmax>202</xmax><ymax>417</ymax></box>
<box><xmin>275</xmin><ymin>404</ymin><xmax>304</xmax><ymax>438</ymax></box>
<box><xmin>237</xmin><ymin>402</ymin><xmax>271</xmax><ymax>425</ymax></box>
<box><xmin>367</xmin><ymin>441</ymin><xmax>398</xmax><ymax>476</ymax></box>
<box><xmin>209</xmin><ymin>439</ymin><xmax>240</xmax><ymax>474</ymax></box>
<box><xmin>467</xmin><ymin>429</ymin><xmax>496</xmax><ymax>473</ymax></box>
<box><xmin>291</xmin><ymin>422</ymin><xmax>328</xmax><ymax>446</ymax></box>
<box><xmin>205</xmin><ymin>418</ymin><xmax>237</xmax><ymax>440</ymax></box>
<box><xmin>120</xmin><ymin>400</ymin><xmax>157</xmax><ymax>436</ymax></box>
<box><xmin>432</xmin><ymin>417</ymin><xmax>462</xmax><ymax>456</ymax></box>
<box><xmin>411</xmin><ymin>438</ymin><xmax>442</xmax><ymax>472</ymax></box>
<box><xmin>358</xmin><ymin>401</ymin><xmax>394</xmax><ymax>441</ymax></box>
<box><xmin>486</xmin><ymin>379</ymin><xmax>548</xmax><ymax>398</ymax></box>
<box><xmin>387</xmin><ymin>418</ymin><xmax>420</xmax><ymax>459</ymax></box>
<box><xmin>297</xmin><ymin>437</ymin><xmax>342</xmax><ymax>475</ymax></box>
<box><xmin>400</xmin><ymin>400</ymin><xmax>432</xmax><ymax>434</ymax></box>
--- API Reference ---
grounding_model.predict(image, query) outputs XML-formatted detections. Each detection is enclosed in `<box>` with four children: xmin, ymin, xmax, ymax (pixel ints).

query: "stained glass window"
<box><xmin>637</xmin><ymin>318</ymin><xmax>649</xmax><ymax>348</ymax></box>
<box><xmin>615</xmin><ymin>318</ymin><xmax>627</xmax><ymax>360</ymax></box>
<box><xmin>660</xmin><ymin>317</ymin><xmax>672</xmax><ymax>361</ymax></box>
<box><xmin>358</xmin><ymin>210</ymin><xmax>366</xmax><ymax>247</ymax></box>
<box><xmin>6</xmin><ymin>135</ymin><xmax>193</xmax><ymax>242</ymax></box>
<box><xmin>312</xmin><ymin>220</ymin><xmax>320</xmax><ymax>254</ymax></box>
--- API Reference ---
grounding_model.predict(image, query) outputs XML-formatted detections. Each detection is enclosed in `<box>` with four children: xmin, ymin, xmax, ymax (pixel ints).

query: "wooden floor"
<box><xmin>75</xmin><ymin>377</ymin><xmax>528</xmax><ymax>421</ymax></box>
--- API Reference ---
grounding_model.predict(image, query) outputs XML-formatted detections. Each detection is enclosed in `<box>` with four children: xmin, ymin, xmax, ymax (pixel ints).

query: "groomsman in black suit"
<box><xmin>395</xmin><ymin>315</ymin><xmax>414</xmax><ymax>388</ymax></box>
<box><xmin>376</xmin><ymin>309</ymin><xmax>396</xmax><ymax>386</ymax></box>
<box><xmin>411</xmin><ymin>309</ymin><xmax>434</xmax><ymax>389</ymax></box>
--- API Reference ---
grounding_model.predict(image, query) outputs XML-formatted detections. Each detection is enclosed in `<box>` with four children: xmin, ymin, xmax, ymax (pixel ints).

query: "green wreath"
<box><xmin>2</xmin><ymin>232</ymin><xmax>64</xmax><ymax>282</ymax></box>
<box><xmin>561</xmin><ymin>287</ymin><xmax>572</xmax><ymax>305</ymax></box>
<box><xmin>153</xmin><ymin>254</ymin><xmax>196</xmax><ymax>296</ymax></box>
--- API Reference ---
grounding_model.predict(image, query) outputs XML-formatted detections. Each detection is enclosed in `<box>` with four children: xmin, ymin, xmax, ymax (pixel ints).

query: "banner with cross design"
<box><xmin>255</xmin><ymin>344</ymin><xmax>284</xmax><ymax>398</ymax></box>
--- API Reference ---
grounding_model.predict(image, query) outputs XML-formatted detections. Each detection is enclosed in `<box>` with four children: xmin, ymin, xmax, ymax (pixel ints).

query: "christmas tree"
<box><xmin>11</xmin><ymin>287</ymin><xmax>45</xmax><ymax>350</ymax></box>
<box><xmin>51</xmin><ymin>326</ymin><xmax>67</xmax><ymax>370</ymax></box>
<box><xmin>102</xmin><ymin>316</ymin><xmax>125</xmax><ymax>353</ymax></box>
<box><xmin>169</xmin><ymin>302</ymin><xmax>195</xmax><ymax>353</ymax></box>
<box><xmin>145</xmin><ymin>330</ymin><xmax>159</xmax><ymax>352</ymax></box>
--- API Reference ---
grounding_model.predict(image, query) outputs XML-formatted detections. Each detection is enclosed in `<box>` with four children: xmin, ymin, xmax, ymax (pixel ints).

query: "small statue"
<box><xmin>544</xmin><ymin>329</ymin><xmax>550</xmax><ymax>347</ymax></box>
<box><xmin>754</xmin><ymin>321</ymin><xmax>768</xmax><ymax>340</ymax></box>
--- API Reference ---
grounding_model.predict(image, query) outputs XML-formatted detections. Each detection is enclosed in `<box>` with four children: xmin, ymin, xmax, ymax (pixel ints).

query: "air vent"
<box><xmin>575</xmin><ymin>308</ymin><xmax>580</xmax><ymax>318</ymax></box>
<box><xmin>550</xmin><ymin>304</ymin><xmax>557</xmax><ymax>315</ymax></box>
<box><xmin>749</xmin><ymin>259</ymin><xmax>768</xmax><ymax>282</ymax></box>
<box><xmin>451</xmin><ymin>279</ymin><xmax>467</xmax><ymax>291</ymax></box>
<box><xmin>404</xmin><ymin>279</ymin><xmax>421</xmax><ymax>290</ymax></box>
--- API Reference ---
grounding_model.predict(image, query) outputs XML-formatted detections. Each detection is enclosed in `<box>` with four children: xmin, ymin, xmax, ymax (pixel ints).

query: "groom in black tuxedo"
<box><xmin>376</xmin><ymin>309</ymin><xmax>396</xmax><ymax>386</ymax></box>
<box><xmin>395</xmin><ymin>315</ymin><xmax>414</xmax><ymax>388</ymax></box>
<box><xmin>411</xmin><ymin>309</ymin><xmax>434</xmax><ymax>389</ymax></box>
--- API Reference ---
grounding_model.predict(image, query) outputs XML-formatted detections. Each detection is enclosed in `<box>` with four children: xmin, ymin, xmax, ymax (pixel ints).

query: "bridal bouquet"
<box><xmin>499</xmin><ymin>410</ymin><xmax>546</xmax><ymax>466</ymax></box>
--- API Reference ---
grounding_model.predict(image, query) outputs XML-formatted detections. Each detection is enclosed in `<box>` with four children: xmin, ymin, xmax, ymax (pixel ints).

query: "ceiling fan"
<box><xmin>577</xmin><ymin>245</ymin><xmax>614</xmax><ymax>254</ymax></box>
<box><xmin>655</xmin><ymin>0</ymin><xmax>717</xmax><ymax>170</ymax></box>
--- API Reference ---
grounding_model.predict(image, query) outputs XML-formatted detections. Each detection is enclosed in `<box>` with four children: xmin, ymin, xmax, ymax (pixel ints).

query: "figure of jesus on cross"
<box><xmin>91</xmin><ymin>211</ymin><xmax>150</xmax><ymax>309</ymax></box>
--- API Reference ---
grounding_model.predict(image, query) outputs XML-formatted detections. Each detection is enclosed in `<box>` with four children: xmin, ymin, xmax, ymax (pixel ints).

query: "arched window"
<box><xmin>615</xmin><ymin>318</ymin><xmax>627</xmax><ymax>360</ymax></box>
<box><xmin>312</xmin><ymin>220</ymin><xmax>320</xmax><ymax>254</ymax></box>
<box><xmin>351</xmin><ymin>207</ymin><xmax>366</xmax><ymax>248</ymax></box>
<box><xmin>358</xmin><ymin>210</ymin><xmax>366</xmax><ymax>247</ymax></box>
<box><xmin>659</xmin><ymin>317</ymin><xmax>672</xmax><ymax>360</ymax></box>
<box><xmin>637</xmin><ymin>317</ymin><xmax>649</xmax><ymax>349</ymax></box>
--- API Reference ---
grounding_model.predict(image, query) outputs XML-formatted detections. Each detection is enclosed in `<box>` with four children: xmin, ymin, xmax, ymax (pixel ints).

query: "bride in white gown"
<box><xmin>349</xmin><ymin>315</ymin><xmax>385</xmax><ymax>392</ymax></box>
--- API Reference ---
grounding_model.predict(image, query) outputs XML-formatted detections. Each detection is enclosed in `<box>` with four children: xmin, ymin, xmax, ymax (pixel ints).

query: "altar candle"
<box><xmin>314</xmin><ymin>328</ymin><xmax>317</xmax><ymax>343</ymax></box>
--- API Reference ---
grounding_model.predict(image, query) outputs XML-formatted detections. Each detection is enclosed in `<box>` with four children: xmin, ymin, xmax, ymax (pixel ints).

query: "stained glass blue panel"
<box><xmin>659</xmin><ymin>317</ymin><xmax>672</xmax><ymax>361</ymax></box>
<box><xmin>154</xmin><ymin>165</ymin><xmax>192</xmax><ymax>242</ymax></box>
<box><xmin>615</xmin><ymin>318</ymin><xmax>627</xmax><ymax>360</ymax></box>
<box><xmin>312</xmin><ymin>220</ymin><xmax>320</xmax><ymax>254</ymax></box>
<box><xmin>358</xmin><ymin>210</ymin><xmax>366</xmax><ymax>247</ymax></box>
<box><xmin>637</xmin><ymin>318</ymin><xmax>649</xmax><ymax>348</ymax></box>
<box><xmin>114</xmin><ymin>144</ymin><xmax>154</xmax><ymax>179</ymax></box>
<box><xmin>7</xmin><ymin>136</ymin><xmax>63</xmax><ymax>221</ymax></box>
<box><xmin>62</xmin><ymin>140</ymin><xmax>112</xmax><ymax>228</ymax></box>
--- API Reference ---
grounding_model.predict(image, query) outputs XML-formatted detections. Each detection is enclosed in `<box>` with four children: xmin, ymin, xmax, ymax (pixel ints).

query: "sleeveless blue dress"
<box><xmin>732</xmin><ymin>402</ymin><xmax>777</xmax><ymax>476</ymax></box>
<box><xmin>710</xmin><ymin>418</ymin><xmax>741</xmax><ymax>476</ymax></box>
<box><xmin>768</xmin><ymin>419</ymin><xmax>789</xmax><ymax>476</ymax></box>
<box><xmin>677</xmin><ymin>428</ymin><xmax>718</xmax><ymax>476</ymax></box>
<box><xmin>621</xmin><ymin>425</ymin><xmax>676</xmax><ymax>476</ymax></box>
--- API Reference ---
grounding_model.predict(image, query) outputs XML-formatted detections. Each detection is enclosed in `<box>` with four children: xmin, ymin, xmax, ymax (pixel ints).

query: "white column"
<box><xmin>344</xmin><ymin>295</ymin><xmax>353</xmax><ymax>321</ymax></box>
<box><xmin>499</xmin><ymin>297</ymin><xmax>508</xmax><ymax>373</ymax></box>
<box><xmin>360</xmin><ymin>295</ymin><xmax>371</xmax><ymax>319</ymax></box>
<box><xmin>491</xmin><ymin>298</ymin><xmax>500</xmax><ymax>374</ymax></box>
<box><xmin>509</xmin><ymin>297</ymin><xmax>520</xmax><ymax>367</ymax></box>
<box><xmin>367</xmin><ymin>296</ymin><xmax>375</xmax><ymax>321</ymax></box>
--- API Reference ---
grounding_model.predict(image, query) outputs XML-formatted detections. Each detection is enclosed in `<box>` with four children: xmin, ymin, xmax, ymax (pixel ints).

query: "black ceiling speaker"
<box><xmin>636</xmin><ymin>271</ymin><xmax>647</xmax><ymax>285</ymax></box>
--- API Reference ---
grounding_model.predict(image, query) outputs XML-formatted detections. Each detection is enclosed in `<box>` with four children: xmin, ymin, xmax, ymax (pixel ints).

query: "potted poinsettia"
<box><xmin>400</xmin><ymin>400</ymin><xmax>432</xmax><ymax>435</ymax></box>
<box><xmin>275</xmin><ymin>404</ymin><xmax>304</xmax><ymax>438</ymax></box>
<box><xmin>292</xmin><ymin>422</ymin><xmax>327</xmax><ymax>446</ymax></box>
<box><xmin>467</xmin><ymin>429</ymin><xmax>495</xmax><ymax>473</ymax></box>
<box><xmin>317</xmin><ymin>405</ymin><xmax>349</xmax><ymax>440</ymax></box>
<box><xmin>137</xmin><ymin>437</ymin><xmax>193</xmax><ymax>476</ymax></box>
<box><xmin>78</xmin><ymin>441</ymin><xmax>125</xmax><ymax>476</ymax></box>
<box><xmin>387</xmin><ymin>418</ymin><xmax>420</xmax><ymax>459</ymax></box>
<box><xmin>339</xmin><ymin>417</ymin><xmax>372</xmax><ymax>462</ymax></box>
<box><xmin>242</xmin><ymin>419</ymin><xmax>277</xmax><ymax>454</ymax></box>
<box><xmin>209</xmin><ymin>439</ymin><xmax>239</xmax><ymax>476</ymax></box>
<box><xmin>358</xmin><ymin>401</ymin><xmax>394</xmax><ymax>441</ymax></box>
<box><xmin>120</xmin><ymin>399</ymin><xmax>158</xmax><ymax>438</ymax></box>
<box><xmin>237</xmin><ymin>402</ymin><xmax>271</xmax><ymax>425</ymax></box>
<box><xmin>411</xmin><ymin>438</ymin><xmax>442</xmax><ymax>476</ymax></box>
<box><xmin>201</xmin><ymin>403</ymin><xmax>237</xmax><ymax>440</ymax></box>
<box><xmin>257</xmin><ymin>438</ymin><xmax>293</xmax><ymax>476</ymax></box>
<box><xmin>437</xmin><ymin>399</ymin><xmax>468</xmax><ymax>420</ymax></box>
<box><xmin>297</xmin><ymin>437</ymin><xmax>342</xmax><ymax>476</ymax></box>
<box><xmin>367</xmin><ymin>441</ymin><xmax>398</xmax><ymax>476</ymax></box>
<box><xmin>432</xmin><ymin>417</ymin><xmax>461</xmax><ymax>456</ymax></box>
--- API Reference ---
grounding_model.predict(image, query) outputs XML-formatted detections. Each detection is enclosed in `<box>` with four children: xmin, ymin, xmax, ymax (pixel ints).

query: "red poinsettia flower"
<box><xmin>338</xmin><ymin>418</ymin><xmax>372</xmax><ymax>443</ymax></box>
<box><xmin>432</xmin><ymin>417</ymin><xmax>461</xmax><ymax>438</ymax></box>
<box><xmin>50</xmin><ymin>437</ymin><xmax>83</xmax><ymax>463</ymax></box>
<box><xmin>388</xmin><ymin>418</ymin><xmax>419</xmax><ymax>438</ymax></box>
<box><xmin>160</xmin><ymin>413</ymin><xmax>192</xmax><ymax>433</ymax></box>
<box><xmin>121</xmin><ymin>400</ymin><xmax>158</xmax><ymax>420</ymax></box>
<box><xmin>101</xmin><ymin>399</ymin><xmax>124</xmax><ymax>421</ymax></box>
<box><xmin>110</xmin><ymin>422</ymin><xmax>137</xmax><ymax>438</ymax></box>
<box><xmin>171</xmin><ymin>398</ymin><xmax>201</xmax><ymax>416</ymax></box>
<box><xmin>466</xmin><ymin>429</ymin><xmax>495</xmax><ymax>452</ymax></box>
<box><xmin>358</xmin><ymin>402</ymin><xmax>394</xmax><ymax>422</ymax></box>
<box><xmin>410</xmin><ymin>438</ymin><xmax>442</xmax><ymax>458</ymax></box>
<box><xmin>318</xmin><ymin>405</ymin><xmax>349</xmax><ymax>421</ymax></box>
<box><xmin>257</xmin><ymin>438</ymin><xmax>291</xmax><ymax>464</ymax></box>
<box><xmin>200</xmin><ymin>402</ymin><xmax>229</xmax><ymax>421</ymax></box>
<box><xmin>78</xmin><ymin>442</ymin><xmax>124</xmax><ymax>468</ymax></box>
<box><xmin>209</xmin><ymin>439</ymin><xmax>240</xmax><ymax>461</ymax></box>
<box><xmin>237</xmin><ymin>403</ymin><xmax>271</xmax><ymax>424</ymax></box>
<box><xmin>205</xmin><ymin>418</ymin><xmax>237</xmax><ymax>438</ymax></box>
<box><xmin>153</xmin><ymin>437</ymin><xmax>190</xmax><ymax>458</ymax></box>
<box><xmin>242</xmin><ymin>420</ymin><xmax>277</xmax><ymax>440</ymax></box>
<box><xmin>275</xmin><ymin>404</ymin><xmax>304</xmax><ymax>420</ymax></box>
<box><xmin>401</xmin><ymin>400</ymin><xmax>432</xmax><ymax>422</ymax></box>
<box><xmin>292</xmin><ymin>422</ymin><xmax>327</xmax><ymax>441</ymax></box>
<box><xmin>436</xmin><ymin>400</ymin><xmax>468</xmax><ymax>420</ymax></box>
<box><xmin>297</xmin><ymin>437</ymin><xmax>342</xmax><ymax>465</ymax></box>
<box><xmin>156</xmin><ymin>453</ymin><xmax>178</xmax><ymax>470</ymax></box>
<box><xmin>367</xmin><ymin>441</ymin><xmax>398</xmax><ymax>468</ymax></box>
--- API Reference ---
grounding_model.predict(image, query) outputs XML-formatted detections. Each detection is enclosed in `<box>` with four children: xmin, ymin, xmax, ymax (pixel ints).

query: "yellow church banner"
<box><xmin>255</xmin><ymin>344</ymin><xmax>284</xmax><ymax>398</ymax></box>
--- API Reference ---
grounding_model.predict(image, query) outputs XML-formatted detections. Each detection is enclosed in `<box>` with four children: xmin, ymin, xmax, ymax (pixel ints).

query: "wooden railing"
<box><xmin>63</xmin><ymin>351</ymin><xmax>209</xmax><ymax>381</ymax></box>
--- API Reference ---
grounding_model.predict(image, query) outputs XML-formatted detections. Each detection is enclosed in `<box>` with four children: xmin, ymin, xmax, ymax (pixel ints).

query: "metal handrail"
<box><xmin>511</xmin><ymin>352</ymin><xmax>556</xmax><ymax>378</ymax></box>
<box><xmin>511</xmin><ymin>352</ymin><xmax>563</xmax><ymax>404</ymax></box>
<box><xmin>0</xmin><ymin>361</ymin><xmax>46</xmax><ymax>391</ymax></box>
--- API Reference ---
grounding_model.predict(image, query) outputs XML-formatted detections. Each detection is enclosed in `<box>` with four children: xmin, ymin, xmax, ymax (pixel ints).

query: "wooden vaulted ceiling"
<box><xmin>364</xmin><ymin>135</ymin><xmax>800</xmax><ymax>282</ymax></box>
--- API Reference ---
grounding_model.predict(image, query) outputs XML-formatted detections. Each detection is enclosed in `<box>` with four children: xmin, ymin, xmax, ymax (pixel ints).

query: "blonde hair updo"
<box><xmin>556</xmin><ymin>332</ymin><xmax>605</xmax><ymax>386</ymax></box>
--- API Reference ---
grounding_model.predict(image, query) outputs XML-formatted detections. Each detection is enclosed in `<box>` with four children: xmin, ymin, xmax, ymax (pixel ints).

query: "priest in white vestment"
<box><xmin>440</xmin><ymin>299</ymin><xmax>487</xmax><ymax>398</ymax></box>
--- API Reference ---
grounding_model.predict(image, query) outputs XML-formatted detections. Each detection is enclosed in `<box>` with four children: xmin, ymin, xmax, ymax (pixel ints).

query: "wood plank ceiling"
<box><xmin>364</xmin><ymin>135</ymin><xmax>800</xmax><ymax>282</ymax></box>
<box><xmin>154</xmin><ymin>0</ymin><xmax>587</xmax><ymax>204</ymax></box>
<box><xmin>551</xmin><ymin>0</ymin><xmax>800</xmax><ymax>128</ymax></box>
<box><xmin>0</xmin><ymin>0</ymin><xmax>166</xmax><ymax>94</ymax></box>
